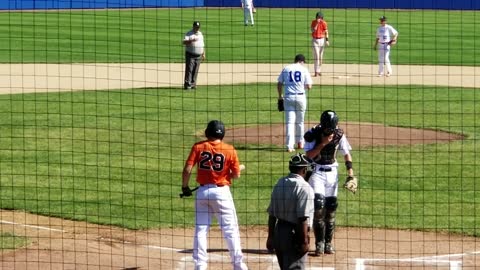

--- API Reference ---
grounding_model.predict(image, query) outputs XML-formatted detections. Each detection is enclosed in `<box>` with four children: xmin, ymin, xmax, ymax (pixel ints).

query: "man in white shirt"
<box><xmin>277</xmin><ymin>54</ymin><xmax>313</xmax><ymax>152</ymax></box>
<box><xmin>183</xmin><ymin>21</ymin><xmax>205</xmax><ymax>90</ymax></box>
<box><xmin>373</xmin><ymin>16</ymin><xmax>398</xmax><ymax>77</ymax></box>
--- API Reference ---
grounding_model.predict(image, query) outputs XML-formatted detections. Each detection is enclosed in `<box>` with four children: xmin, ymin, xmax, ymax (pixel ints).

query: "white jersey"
<box><xmin>183</xmin><ymin>30</ymin><xmax>205</xmax><ymax>56</ymax></box>
<box><xmin>376</xmin><ymin>24</ymin><xmax>398</xmax><ymax>43</ymax></box>
<box><xmin>277</xmin><ymin>63</ymin><xmax>313</xmax><ymax>95</ymax></box>
<box><xmin>241</xmin><ymin>0</ymin><xmax>253</xmax><ymax>8</ymax></box>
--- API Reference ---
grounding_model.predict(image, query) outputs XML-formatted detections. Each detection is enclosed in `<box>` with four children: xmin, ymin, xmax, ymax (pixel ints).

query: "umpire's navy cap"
<box><xmin>379</xmin><ymin>16</ymin><xmax>387</xmax><ymax>21</ymax></box>
<box><xmin>294</xmin><ymin>54</ymin><xmax>306</xmax><ymax>63</ymax></box>
<box><xmin>193</xmin><ymin>21</ymin><xmax>201</xmax><ymax>27</ymax></box>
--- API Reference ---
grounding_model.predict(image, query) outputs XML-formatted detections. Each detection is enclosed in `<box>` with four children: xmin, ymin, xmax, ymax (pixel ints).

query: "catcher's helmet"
<box><xmin>205</xmin><ymin>120</ymin><xmax>225</xmax><ymax>139</ymax></box>
<box><xmin>320</xmin><ymin>110</ymin><xmax>339</xmax><ymax>134</ymax></box>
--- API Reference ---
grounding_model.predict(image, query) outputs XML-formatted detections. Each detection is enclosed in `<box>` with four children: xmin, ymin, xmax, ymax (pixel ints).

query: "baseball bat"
<box><xmin>179</xmin><ymin>186</ymin><xmax>199</xmax><ymax>198</ymax></box>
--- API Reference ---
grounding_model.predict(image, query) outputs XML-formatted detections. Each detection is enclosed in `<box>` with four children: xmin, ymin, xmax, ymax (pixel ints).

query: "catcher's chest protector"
<box><xmin>314</xmin><ymin>129</ymin><xmax>344</xmax><ymax>165</ymax></box>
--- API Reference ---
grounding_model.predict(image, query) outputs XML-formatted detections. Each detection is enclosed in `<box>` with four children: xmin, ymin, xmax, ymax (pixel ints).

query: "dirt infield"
<box><xmin>0</xmin><ymin>63</ymin><xmax>478</xmax><ymax>270</ymax></box>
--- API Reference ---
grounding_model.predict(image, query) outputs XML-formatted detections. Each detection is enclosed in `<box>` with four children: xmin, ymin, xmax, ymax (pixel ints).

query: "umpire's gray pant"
<box><xmin>184</xmin><ymin>51</ymin><xmax>202</xmax><ymax>88</ymax></box>
<box><xmin>274</xmin><ymin>220</ymin><xmax>307</xmax><ymax>270</ymax></box>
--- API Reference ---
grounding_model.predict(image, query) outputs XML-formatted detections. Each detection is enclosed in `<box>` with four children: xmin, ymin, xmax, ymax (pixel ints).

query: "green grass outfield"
<box><xmin>0</xmin><ymin>8</ymin><xmax>479</xmax><ymax>237</ymax></box>
<box><xmin>0</xmin><ymin>84</ymin><xmax>479</xmax><ymax>236</ymax></box>
<box><xmin>0</xmin><ymin>8</ymin><xmax>478</xmax><ymax>65</ymax></box>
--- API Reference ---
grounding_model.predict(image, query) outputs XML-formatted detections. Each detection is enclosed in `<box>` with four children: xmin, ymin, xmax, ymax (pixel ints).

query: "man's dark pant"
<box><xmin>184</xmin><ymin>52</ymin><xmax>201</xmax><ymax>89</ymax></box>
<box><xmin>274</xmin><ymin>220</ymin><xmax>307</xmax><ymax>270</ymax></box>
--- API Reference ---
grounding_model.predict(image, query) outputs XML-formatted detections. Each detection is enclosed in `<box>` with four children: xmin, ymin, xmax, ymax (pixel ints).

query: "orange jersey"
<box><xmin>311</xmin><ymin>19</ymin><xmax>328</xmax><ymax>39</ymax></box>
<box><xmin>186</xmin><ymin>140</ymin><xmax>240</xmax><ymax>186</ymax></box>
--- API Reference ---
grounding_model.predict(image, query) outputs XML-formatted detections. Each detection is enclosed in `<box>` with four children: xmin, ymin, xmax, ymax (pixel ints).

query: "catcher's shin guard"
<box><xmin>313</xmin><ymin>194</ymin><xmax>326</xmax><ymax>255</ymax></box>
<box><xmin>324</xmin><ymin>197</ymin><xmax>338</xmax><ymax>254</ymax></box>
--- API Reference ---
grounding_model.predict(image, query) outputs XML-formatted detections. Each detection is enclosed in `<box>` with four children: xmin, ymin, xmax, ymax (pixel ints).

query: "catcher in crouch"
<box><xmin>303</xmin><ymin>110</ymin><xmax>358</xmax><ymax>256</ymax></box>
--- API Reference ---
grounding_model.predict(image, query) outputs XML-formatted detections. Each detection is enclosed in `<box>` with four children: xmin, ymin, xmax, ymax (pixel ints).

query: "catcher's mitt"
<box><xmin>344</xmin><ymin>175</ymin><xmax>358</xmax><ymax>194</ymax></box>
<box><xmin>277</xmin><ymin>98</ymin><xmax>284</xmax><ymax>112</ymax></box>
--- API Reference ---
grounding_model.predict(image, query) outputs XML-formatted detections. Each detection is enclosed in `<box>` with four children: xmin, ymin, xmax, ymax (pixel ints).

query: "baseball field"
<box><xmin>0</xmin><ymin>7</ymin><xmax>479</xmax><ymax>270</ymax></box>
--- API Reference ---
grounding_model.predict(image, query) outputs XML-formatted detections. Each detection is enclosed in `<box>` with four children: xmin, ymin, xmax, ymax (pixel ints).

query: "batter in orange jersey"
<box><xmin>310</xmin><ymin>11</ymin><xmax>330</xmax><ymax>76</ymax></box>
<box><xmin>181</xmin><ymin>120</ymin><xmax>248</xmax><ymax>270</ymax></box>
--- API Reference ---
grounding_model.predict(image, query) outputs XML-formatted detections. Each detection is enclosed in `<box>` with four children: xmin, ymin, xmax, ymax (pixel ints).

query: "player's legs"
<box><xmin>311</xmin><ymin>39</ymin><xmax>323</xmax><ymax>75</ymax></box>
<box><xmin>212</xmin><ymin>186</ymin><xmax>248</xmax><ymax>270</ymax></box>
<box><xmin>190</xmin><ymin>57</ymin><xmax>201</xmax><ymax>88</ymax></box>
<box><xmin>309</xmin><ymin>171</ymin><xmax>327</xmax><ymax>255</ymax></box>
<box><xmin>294</xmin><ymin>97</ymin><xmax>306</xmax><ymax>148</ymax></box>
<box><xmin>248</xmin><ymin>8</ymin><xmax>254</xmax><ymax>25</ymax></box>
<box><xmin>378</xmin><ymin>45</ymin><xmax>386</xmax><ymax>75</ymax></box>
<box><xmin>284</xmin><ymin>98</ymin><xmax>296</xmax><ymax>151</ymax></box>
<box><xmin>323</xmin><ymin>168</ymin><xmax>339</xmax><ymax>254</ymax></box>
<box><xmin>324</xmin><ymin>197</ymin><xmax>338</xmax><ymax>254</ymax></box>
<box><xmin>384</xmin><ymin>45</ymin><xmax>392</xmax><ymax>75</ymax></box>
<box><xmin>193</xmin><ymin>187</ymin><xmax>213</xmax><ymax>269</ymax></box>
<box><xmin>184</xmin><ymin>52</ymin><xmax>195</xmax><ymax>88</ymax></box>
<box><xmin>243</xmin><ymin>8</ymin><xmax>250</xmax><ymax>25</ymax></box>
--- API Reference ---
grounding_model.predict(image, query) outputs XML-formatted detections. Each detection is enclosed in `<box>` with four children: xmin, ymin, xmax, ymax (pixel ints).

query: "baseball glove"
<box><xmin>277</xmin><ymin>98</ymin><xmax>284</xmax><ymax>112</ymax></box>
<box><xmin>344</xmin><ymin>176</ymin><xmax>358</xmax><ymax>194</ymax></box>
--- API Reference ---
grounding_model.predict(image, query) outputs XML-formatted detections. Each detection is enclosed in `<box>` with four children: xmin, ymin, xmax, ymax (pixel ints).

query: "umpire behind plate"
<box><xmin>266</xmin><ymin>153</ymin><xmax>315</xmax><ymax>269</ymax></box>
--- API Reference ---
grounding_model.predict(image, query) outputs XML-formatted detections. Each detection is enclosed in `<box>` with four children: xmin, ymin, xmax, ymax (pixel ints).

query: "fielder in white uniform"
<box><xmin>241</xmin><ymin>0</ymin><xmax>254</xmax><ymax>26</ymax></box>
<box><xmin>374</xmin><ymin>16</ymin><xmax>398</xmax><ymax>77</ymax></box>
<box><xmin>277</xmin><ymin>54</ymin><xmax>313</xmax><ymax>152</ymax></box>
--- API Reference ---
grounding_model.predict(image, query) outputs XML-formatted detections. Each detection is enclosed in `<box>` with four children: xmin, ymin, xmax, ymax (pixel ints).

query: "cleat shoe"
<box><xmin>287</xmin><ymin>148</ymin><xmax>295</xmax><ymax>153</ymax></box>
<box><xmin>325</xmin><ymin>243</ymin><xmax>335</xmax><ymax>254</ymax></box>
<box><xmin>314</xmin><ymin>242</ymin><xmax>324</xmax><ymax>256</ymax></box>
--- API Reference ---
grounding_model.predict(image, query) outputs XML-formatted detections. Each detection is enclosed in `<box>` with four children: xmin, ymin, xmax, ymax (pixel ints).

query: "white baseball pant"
<box><xmin>312</xmin><ymin>38</ymin><xmax>326</xmax><ymax>74</ymax></box>
<box><xmin>193</xmin><ymin>184</ymin><xmax>248</xmax><ymax>270</ymax></box>
<box><xmin>243</xmin><ymin>7</ymin><xmax>254</xmax><ymax>25</ymax></box>
<box><xmin>284</xmin><ymin>94</ymin><xmax>306</xmax><ymax>150</ymax></box>
<box><xmin>378</xmin><ymin>43</ymin><xmax>392</xmax><ymax>75</ymax></box>
<box><xmin>308</xmin><ymin>166</ymin><xmax>339</xmax><ymax>197</ymax></box>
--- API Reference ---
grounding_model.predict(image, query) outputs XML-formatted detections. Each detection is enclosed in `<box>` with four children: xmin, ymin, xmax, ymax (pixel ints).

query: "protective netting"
<box><xmin>0</xmin><ymin>4</ymin><xmax>479</xmax><ymax>270</ymax></box>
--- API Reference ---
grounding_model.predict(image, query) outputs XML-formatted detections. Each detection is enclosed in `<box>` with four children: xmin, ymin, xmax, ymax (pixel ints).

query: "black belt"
<box><xmin>277</xmin><ymin>219</ymin><xmax>296</xmax><ymax>227</ymax></box>
<box><xmin>186</xmin><ymin>51</ymin><xmax>202</xmax><ymax>57</ymax></box>
<box><xmin>316</xmin><ymin>167</ymin><xmax>332</xmax><ymax>172</ymax></box>
<box><xmin>200</xmin><ymin>184</ymin><xmax>225</xmax><ymax>187</ymax></box>
<box><xmin>285</xmin><ymin>93</ymin><xmax>304</xmax><ymax>95</ymax></box>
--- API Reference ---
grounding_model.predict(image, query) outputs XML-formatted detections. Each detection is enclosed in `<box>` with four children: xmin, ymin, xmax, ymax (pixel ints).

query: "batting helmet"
<box><xmin>320</xmin><ymin>110</ymin><xmax>339</xmax><ymax>134</ymax></box>
<box><xmin>205</xmin><ymin>120</ymin><xmax>225</xmax><ymax>139</ymax></box>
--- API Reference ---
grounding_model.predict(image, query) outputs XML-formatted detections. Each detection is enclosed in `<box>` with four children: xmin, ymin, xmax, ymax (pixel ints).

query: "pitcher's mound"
<box><xmin>224</xmin><ymin>122</ymin><xmax>464</xmax><ymax>148</ymax></box>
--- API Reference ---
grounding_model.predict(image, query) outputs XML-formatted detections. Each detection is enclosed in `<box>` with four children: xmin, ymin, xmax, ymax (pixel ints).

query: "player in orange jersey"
<box><xmin>310</xmin><ymin>11</ymin><xmax>330</xmax><ymax>77</ymax></box>
<box><xmin>181</xmin><ymin>120</ymin><xmax>248</xmax><ymax>270</ymax></box>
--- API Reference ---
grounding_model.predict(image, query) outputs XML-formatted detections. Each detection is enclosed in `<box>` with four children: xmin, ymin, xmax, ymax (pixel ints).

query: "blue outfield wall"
<box><xmin>0</xmin><ymin>0</ymin><xmax>479</xmax><ymax>9</ymax></box>
<box><xmin>207</xmin><ymin>0</ymin><xmax>480</xmax><ymax>9</ymax></box>
<box><xmin>0</xmin><ymin>0</ymin><xmax>204</xmax><ymax>9</ymax></box>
